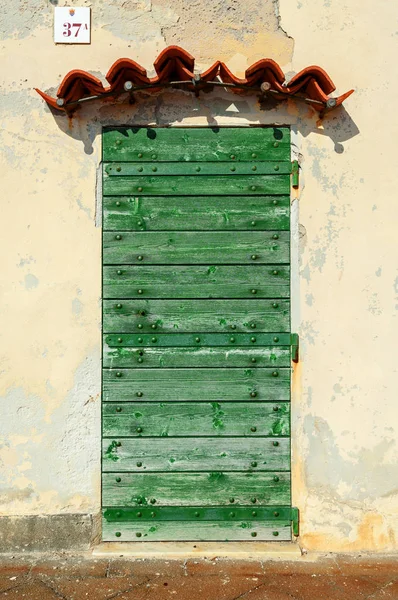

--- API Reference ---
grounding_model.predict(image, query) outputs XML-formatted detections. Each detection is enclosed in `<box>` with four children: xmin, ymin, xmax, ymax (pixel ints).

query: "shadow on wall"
<box><xmin>44</xmin><ymin>87</ymin><xmax>359</xmax><ymax>156</ymax></box>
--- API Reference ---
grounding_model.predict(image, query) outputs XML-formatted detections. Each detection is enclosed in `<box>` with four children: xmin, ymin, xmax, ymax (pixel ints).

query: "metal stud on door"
<box><xmin>102</xmin><ymin>127</ymin><xmax>297</xmax><ymax>541</ymax></box>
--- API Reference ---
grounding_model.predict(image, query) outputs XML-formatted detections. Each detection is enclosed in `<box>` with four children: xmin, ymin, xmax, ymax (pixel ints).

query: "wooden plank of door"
<box><xmin>103</xmin><ymin>231</ymin><xmax>290</xmax><ymax>265</ymax></box>
<box><xmin>103</xmin><ymin>126</ymin><xmax>290</xmax><ymax>162</ymax></box>
<box><xmin>102</xmin><ymin>472</ymin><xmax>291</xmax><ymax>506</ymax></box>
<box><xmin>102</xmin><ymin>344</ymin><xmax>291</xmax><ymax>368</ymax></box>
<box><xmin>102</xmin><ymin>367</ymin><xmax>290</xmax><ymax>402</ymax></box>
<box><xmin>102</xmin><ymin>437</ymin><xmax>290</xmax><ymax>472</ymax></box>
<box><xmin>102</xmin><ymin>196</ymin><xmax>290</xmax><ymax>231</ymax></box>
<box><xmin>104</xmin><ymin>162</ymin><xmax>292</xmax><ymax>176</ymax></box>
<box><xmin>103</xmin><ymin>299</ymin><xmax>290</xmax><ymax>333</ymax></box>
<box><xmin>102</xmin><ymin>401</ymin><xmax>290</xmax><ymax>437</ymax></box>
<box><xmin>103</xmin><ymin>265</ymin><xmax>290</xmax><ymax>299</ymax></box>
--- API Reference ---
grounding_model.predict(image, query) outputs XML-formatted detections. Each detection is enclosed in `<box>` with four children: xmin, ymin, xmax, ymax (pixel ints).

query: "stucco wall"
<box><xmin>0</xmin><ymin>0</ymin><xmax>397</xmax><ymax>552</ymax></box>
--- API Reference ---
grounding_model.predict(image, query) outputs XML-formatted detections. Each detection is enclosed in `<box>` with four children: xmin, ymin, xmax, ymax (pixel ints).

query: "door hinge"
<box><xmin>291</xmin><ymin>507</ymin><xmax>299</xmax><ymax>536</ymax></box>
<box><xmin>290</xmin><ymin>333</ymin><xmax>299</xmax><ymax>363</ymax></box>
<box><xmin>292</xmin><ymin>160</ymin><xmax>299</xmax><ymax>188</ymax></box>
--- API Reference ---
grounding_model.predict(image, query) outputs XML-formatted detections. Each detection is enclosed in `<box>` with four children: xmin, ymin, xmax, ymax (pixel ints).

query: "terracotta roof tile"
<box><xmin>35</xmin><ymin>45</ymin><xmax>354</xmax><ymax>113</ymax></box>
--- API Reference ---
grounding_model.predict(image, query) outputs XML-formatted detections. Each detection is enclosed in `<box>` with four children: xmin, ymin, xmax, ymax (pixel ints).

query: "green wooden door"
<box><xmin>102</xmin><ymin>127</ymin><xmax>295</xmax><ymax>541</ymax></box>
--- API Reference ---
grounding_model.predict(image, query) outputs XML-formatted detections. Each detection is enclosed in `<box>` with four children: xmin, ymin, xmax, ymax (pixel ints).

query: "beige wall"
<box><xmin>0</xmin><ymin>0</ymin><xmax>397</xmax><ymax>552</ymax></box>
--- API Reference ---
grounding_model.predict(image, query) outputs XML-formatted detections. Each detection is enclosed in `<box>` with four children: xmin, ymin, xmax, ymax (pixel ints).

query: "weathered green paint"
<box><xmin>103</xmin><ymin>231</ymin><xmax>290</xmax><ymax>265</ymax></box>
<box><xmin>291</xmin><ymin>333</ymin><xmax>299</xmax><ymax>363</ymax></box>
<box><xmin>103</xmin><ymin>126</ymin><xmax>290</xmax><ymax>162</ymax></box>
<box><xmin>102</xmin><ymin>126</ymin><xmax>292</xmax><ymax>541</ymax></box>
<box><xmin>292</xmin><ymin>160</ymin><xmax>299</xmax><ymax>188</ymax></box>
<box><xmin>105</xmin><ymin>333</ymin><xmax>291</xmax><ymax>347</ymax></box>
<box><xmin>102</xmin><ymin>437</ymin><xmax>290</xmax><ymax>472</ymax></box>
<box><xmin>103</xmin><ymin>265</ymin><xmax>290</xmax><ymax>299</ymax></box>
<box><xmin>103</xmin><ymin>368</ymin><xmax>290</xmax><ymax>402</ymax></box>
<box><xmin>103</xmin><ymin>505</ymin><xmax>293</xmax><ymax>522</ymax></box>
<box><xmin>103</xmin><ymin>345</ymin><xmax>291</xmax><ymax>369</ymax></box>
<box><xmin>104</xmin><ymin>161</ymin><xmax>292</xmax><ymax>176</ymax></box>
<box><xmin>102</xmin><ymin>472</ymin><xmax>291</xmax><ymax>506</ymax></box>
<box><xmin>103</xmin><ymin>174</ymin><xmax>290</xmax><ymax>197</ymax></box>
<box><xmin>102</xmin><ymin>402</ymin><xmax>290</xmax><ymax>437</ymax></box>
<box><xmin>103</xmin><ymin>299</ymin><xmax>290</xmax><ymax>333</ymax></box>
<box><xmin>103</xmin><ymin>196</ymin><xmax>290</xmax><ymax>231</ymax></box>
<box><xmin>102</xmin><ymin>520</ymin><xmax>292</xmax><ymax>542</ymax></box>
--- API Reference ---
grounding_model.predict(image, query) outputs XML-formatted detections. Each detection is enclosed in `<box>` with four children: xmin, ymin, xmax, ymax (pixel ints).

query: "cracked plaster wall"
<box><xmin>0</xmin><ymin>0</ymin><xmax>397</xmax><ymax>552</ymax></box>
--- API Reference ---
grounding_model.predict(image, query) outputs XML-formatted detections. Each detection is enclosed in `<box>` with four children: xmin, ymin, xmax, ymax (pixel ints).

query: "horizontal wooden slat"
<box><xmin>103</xmin><ymin>505</ymin><xmax>292</xmax><ymax>521</ymax></box>
<box><xmin>105</xmin><ymin>333</ymin><xmax>291</xmax><ymax>347</ymax></box>
<box><xmin>103</xmin><ymin>300</ymin><xmax>290</xmax><ymax>333</ymax></box>
<box><xmin>103</xmin><ymin>231</ymin><xmax>289</xmax><ymax>265</ymax></box>
<box><xmin>102</xmin><ymin>437</ymin><xmax>290</xmax><ymax>472</ymax></box>
<box><xmin>102</xmin><ymin>472</ymin><xmax>291</xmax><ymax>506</ymax></box>
<box><xmin>102</xmin><ymin>402</ymin><xmax>290</xmax><ymax>437</ymax></box>
<box><xmin>103</xmin><ymin>174</ymin><xmax>290</xmax><ymax>197</ymax></box>
<box><xmin>103</xmin><ymin>265</ymin><xmax>290</xmax><ymax>299</ymax></box>
<box><xmin>103</xmin><ymin>196</ymin><xmax>290</xmax><ymax>231</ymax></box>
<box><xmin>102</xmin><ymin>519</ymin><xmax>291</xmax><ymax>541</ymax></box>
<box><xmin>104</xmin><ymin>162</ymin><xmax>292</xmax><ymax>177</ymax></box>
<box><xmin>103</xmin><ymin>345</ymin><xmax>291</xmax><ymax>369</ymax></box>
<box><xmin>103</xmin><ymin>127</ymin><xmax>290</xmax><ymax>162</ymax></box>
<box><xmin>102</xmin><ymin>367</ymin><xmax>290</xmax><ymax>402</ymax></box>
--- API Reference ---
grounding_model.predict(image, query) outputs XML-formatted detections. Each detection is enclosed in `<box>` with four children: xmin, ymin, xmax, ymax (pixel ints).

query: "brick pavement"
<box><xmin>0</xmin><ymin>553</ymin><xmax>397</xmax><ymax>599</ymax></box>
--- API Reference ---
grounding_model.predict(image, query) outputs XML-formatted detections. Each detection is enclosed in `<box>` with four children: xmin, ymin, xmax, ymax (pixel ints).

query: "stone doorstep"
<box><xmin>92</xmin><ymin>541</ymin><xmax>303</xmax><ymax>560</ymax></box>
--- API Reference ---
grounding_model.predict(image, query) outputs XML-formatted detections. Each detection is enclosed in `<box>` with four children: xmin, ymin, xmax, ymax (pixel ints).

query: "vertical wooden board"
<box><xmin>102</xmin><ymin>437</ymin><xmax>290</xmax><ymax>472</ymax></box>
<box><xmin>102</xmin><ymin>196</ymin><xmax>290</xmax><ymax>231</ymax></box>
<box><xmin>103</xmin><ymin>299</ymin><xmax>290</xmax><ymax>333</ymax></box>
<box><xmin>102</xmin><ymin>472</ymin><xmax>291</xmax><ymax>506</ymax></box>
<box><xmin>102</xmin><ymin>519</ymin><xmax>292</xmax><ymax>542</ymax></box>
<box><xmin>103</xmin><ymin>126</ymin><xmax>291</xmax><ymax>162</ymax></box>
<box><xmin>102</xmin><ymin>402</ymin><xmax>291</xmax><ymax>437</ymax></box>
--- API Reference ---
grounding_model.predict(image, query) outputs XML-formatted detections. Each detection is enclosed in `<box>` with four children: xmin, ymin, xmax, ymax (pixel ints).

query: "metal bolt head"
<box><xmin>273</xmin><ymin>531</ymin><xmax>279</xmax><ymax>537</ymax></box>
<box><xmin>151</xmin><ymin>337</ymin><xmax>157</xmax><ymax>343</ymax></box>
<box><xmin>229</xmin><ymin>512</ymin><xmax>235</xmax><ymax>517</ymax></box>
<box><xmin>273</xmin><ymin>200</ymin><xmax>278</xmax><ymax>205</ymax></box>
<box><xmin>196</xmin><ymin>166</ymin><xmax>201</xmax><ymax>172</ymax></box>
<box><xmin>116</xmin><ymin>511</ymin><xmax>122</xmax><ymax>518</ymax></box>
<box><xmin>138</xmin><ymin>338</ymin><xmax>143</xmax><ymax>343</ymax></box>
<box><xmin>230</xmin><ymin>337</ymin><xmax>235</xmax><ymax>343</ymax></box>
<box><xmin>273</xmin><ymin>234</ymin><xmax>279</xmax><ymax>240</ymax></box>
<box><xmin>274</xmin><ymin>165</ymin><xmax>279</xmax><ymax>171</ymax></box>
<box><xmin>273</xmin><ymin>270</ymin><xmax>279</xmax><ymax>276</ymax></box>
<box><xmin>195</xmin><ymin>337</ymin><xmax>200</xmax><ymax>343</ymax></box>
<box><xmin>229</xmin><ymin>497</ymin><xmax>235</xmax><ymax>503</ymax></box>
<box><xmin>137</xmin><ymin>511</ymin><xmax>142</xmax><ymax>517</ymax></box>
<box><xmin>152</xmin><ymin>167</ymin><xmax>157</xmax><ymax>172</ymax></box>
<box><xmin>138</xmin><ymin>358</ymin><xmax>143</xmax><ymax>363</ymax></box>
<box><xmin>115</xmin><ymin>234</ymin><xmax>122</xmax><ymax>240</ymax></box>
<box><xmin>56</xmin><ymin>98</ymin><xmax>65</xmax><ymax>107</ymax></box>
<box><xmin>273</xmin><ymin>336</ymin><xmax>279</xmax><ymax>342</ymax></box>
<box><xmin>250</xmin><ymin>391</ymin><xmax>257</xmax><ymax>398</ymax></box>
<box><xmin>151</xmin><ymin>512</ymin><xmax>156</xmax><ymax>517</ymax></box>
<box><xmin>273</xmin><ymin>406</ymin><xmax>279</xmax><ymax>412</ymax></box>
<box><xmin>138</xmin><ymin>220</ymin><xmax>144</xmax><ymax>226</ymax></box>
<box><xmin>251</xmin><ymin>186</ymin><xmax>256</xmax><ymax>191</ymax></box>
<box><xmin>139</xmin><ymin>310</ymin><xmax>146</xmax><ymax>316</ymax></box>
<box><xmin>137</xmin><ymin>255</ymin><xmax>143</xmax><ymax>261</ymax></box>
<box><xmin>138</xmin><ymin>324</ymin><xmax>143</xmax><ymax>329</ymax></box>
<box><xmin>150</xmin><ymin>498</ymin><xmax>156</xmax><ymax>504</ymax></box>
<box><xmin>117</xmin><ymin>270</ymin><xmax>122</xmax><ymax>275</ymax></box>
<box><xmin>116</xmin><ymin>407</ymin><xmax>122</xmax><ymax>412</ymax></box>
<box><xmin>274</xmin><ymin>511</ymin><xmax>279</xmax><ymax>517</ymax></box>
<box><xmin>252</xmin><ymin>511</ymin><xmax>257</xmax><ymax>517</ymax></box>
<box><xmin>151</xmin><ymin>154</ymin><xmax>157</xmax><ymax>159</ymax></box>
<box><xmin>251</xmin><ymin>254</ymin><xmax>258</xmax><ymax>260</ymax></box>
<box><xmin>151</xmin><ymin>324</ymin><xmax>157</xmax><ymax>329</ymax></box>
<box><xmin>138</xmin><ymin>153</ymin><xmax>143</xmax><ymax>158</ymax></box>
<box><xmin>273</xmin><ymin>141</ymin><xmax>279</xmax><ymax>148</ymax></box>
<box><xmin>251</xmin><ymin>461</ymin><xmax>257</xmax><ymax>467</ymax></box>
<box><xmin>230</xmin><ymin>166</ymin><xmax>236</xmax><ymax>172</ymax></box>
<box><xmin>136</xmin><ymin>532</ymin><xmax>142</xmax><ymax>537</ymax></box>
<box><xmin>250</xmin><ymin>337</ymin><xmax>256</xmax><ymax>342</ymax></box>
<box><xmin>117</xmin><ymin>337</ymin><xmax>123</xmax><ymax>343</ymax></box>
<box><xmin>116</xmin><ymin>166</ymin><xmax>121</xmax><ymax>172</ymax></box>
<box><xmin>138</xmin><ymin>167</ymin><xmax>143</xmax><ymax>172</ymax></box>
<box><xmin>251</xmin><ymin>532</ymin><xmax>257</xmax><ymax>537</ymax></box>
<box><xmin>251</xmin><ymin>289</ymin><xmax>257</xmax><ymax>294</ymax></box>
<box><xmin>272</xmin><ymin>303</ymin><xmax>278</xmax><ymax>309</ymax></box>
<box><xmin>115</xmin><ymin>531</ymin><xmax>121</xmax><ymax>537</ymax></box>
<box><xmin>136</xmin><ymin>391</ymin><xmax>143</xmax><ymax>397</ymax></box>
<box><xmin>251</xmin><ymin>358</ymin><xmax>256</xmax><ymax>363</ymax></box>
<box><xmin>251</xmin><ymin>497</ymin><xmax>257</xmax><ymax>503</ymax></box>
<box><xmin>116</xmin><ymin>477</ymin><xmax>121</xmax><ymax>483</ymax></box>
<box><xmin>116</xmin><ymin>303</ymin><xmax>122</xmax><ymax>309</ymax></box>
<box><xmin>231</xmin><ymin>324</ymin><xmax>236</xmax><ymax>330</ymax></box>
<box><xmin>116</xmin><ymin>201</ymin><xmax>121</xmax><ymax>207</ymax></box>
<box><xmin>116</xmin><ymin>140</ymin><xmax>122</xmax><ymax>146</ymax></box>
<box><xmin>252</xmin><ymin>166</ymin><xmax>257</xmax><ymax>171</ymax></box>
<box><xmin>273</xmin><ymin>476</ymin><xmax>280</xmax><ymax>482</ymax></box>
<box><xmin>252</xmin><ymin>153</ymin><xmax>257</xmax><ymax>158</ymax></box>
<box><xmin>326</xmin><ymin>97</ymin><xmax>337</xmax><ymax>109</ymax></box>
<box><xmin>251</xmin><ymin>221</ymin><xmax>256</xmax><ymax>226</ymax></box>
<box><xmin>138</xmin><ymin>187</ymin><xmax>143</xmax><ymax>192</ymax></box>
<box><xmin>273</xmin><ymin>441</ymin><xmax>279</xmax><ymax>447</ymax></box>
<box><xmin>124</xmin><ymin>80</ymin><xmax>133</xmax><ymax>91</ymax></box>
<box><xmin>137</xmin><ymin>289</ymin><xmax>143</xmax><ymax>295</ymax></box>
<box><xmin>116</xmin><ymin>441</ymin><xmax>121</xmax><ymax>447</ymax></box>
<box><xmin>116</xmin><ymin>372</ymin><xmax>122</xmax><ymax>378</ymax></box>
<box><xmin>194</xmin><ymin>511</ymin><xmax>200</xmax><ymax>517</ymax></box>
<box><xmin>250</xmin><ymin>323</ymin><xmax>256</xmax><ymax>329</ymax></box>
<box><xmin>272</xmin><ymin>371</ymin><xmax>279</xmax><ymax>377</ymax></box>
<box><xmin>136</xmin><ymin>461</ymin><xmax>142</xmax><ymax>466</ymax></box>
<box><xmin>251</xmin><ymin>427</ymin><xmax>257</xmax><ymax>433</ymax></box>
<box><xmin>230</xmin><ymin>154</ymin><xmax>236</xmax><ymax>159</ymax></box>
